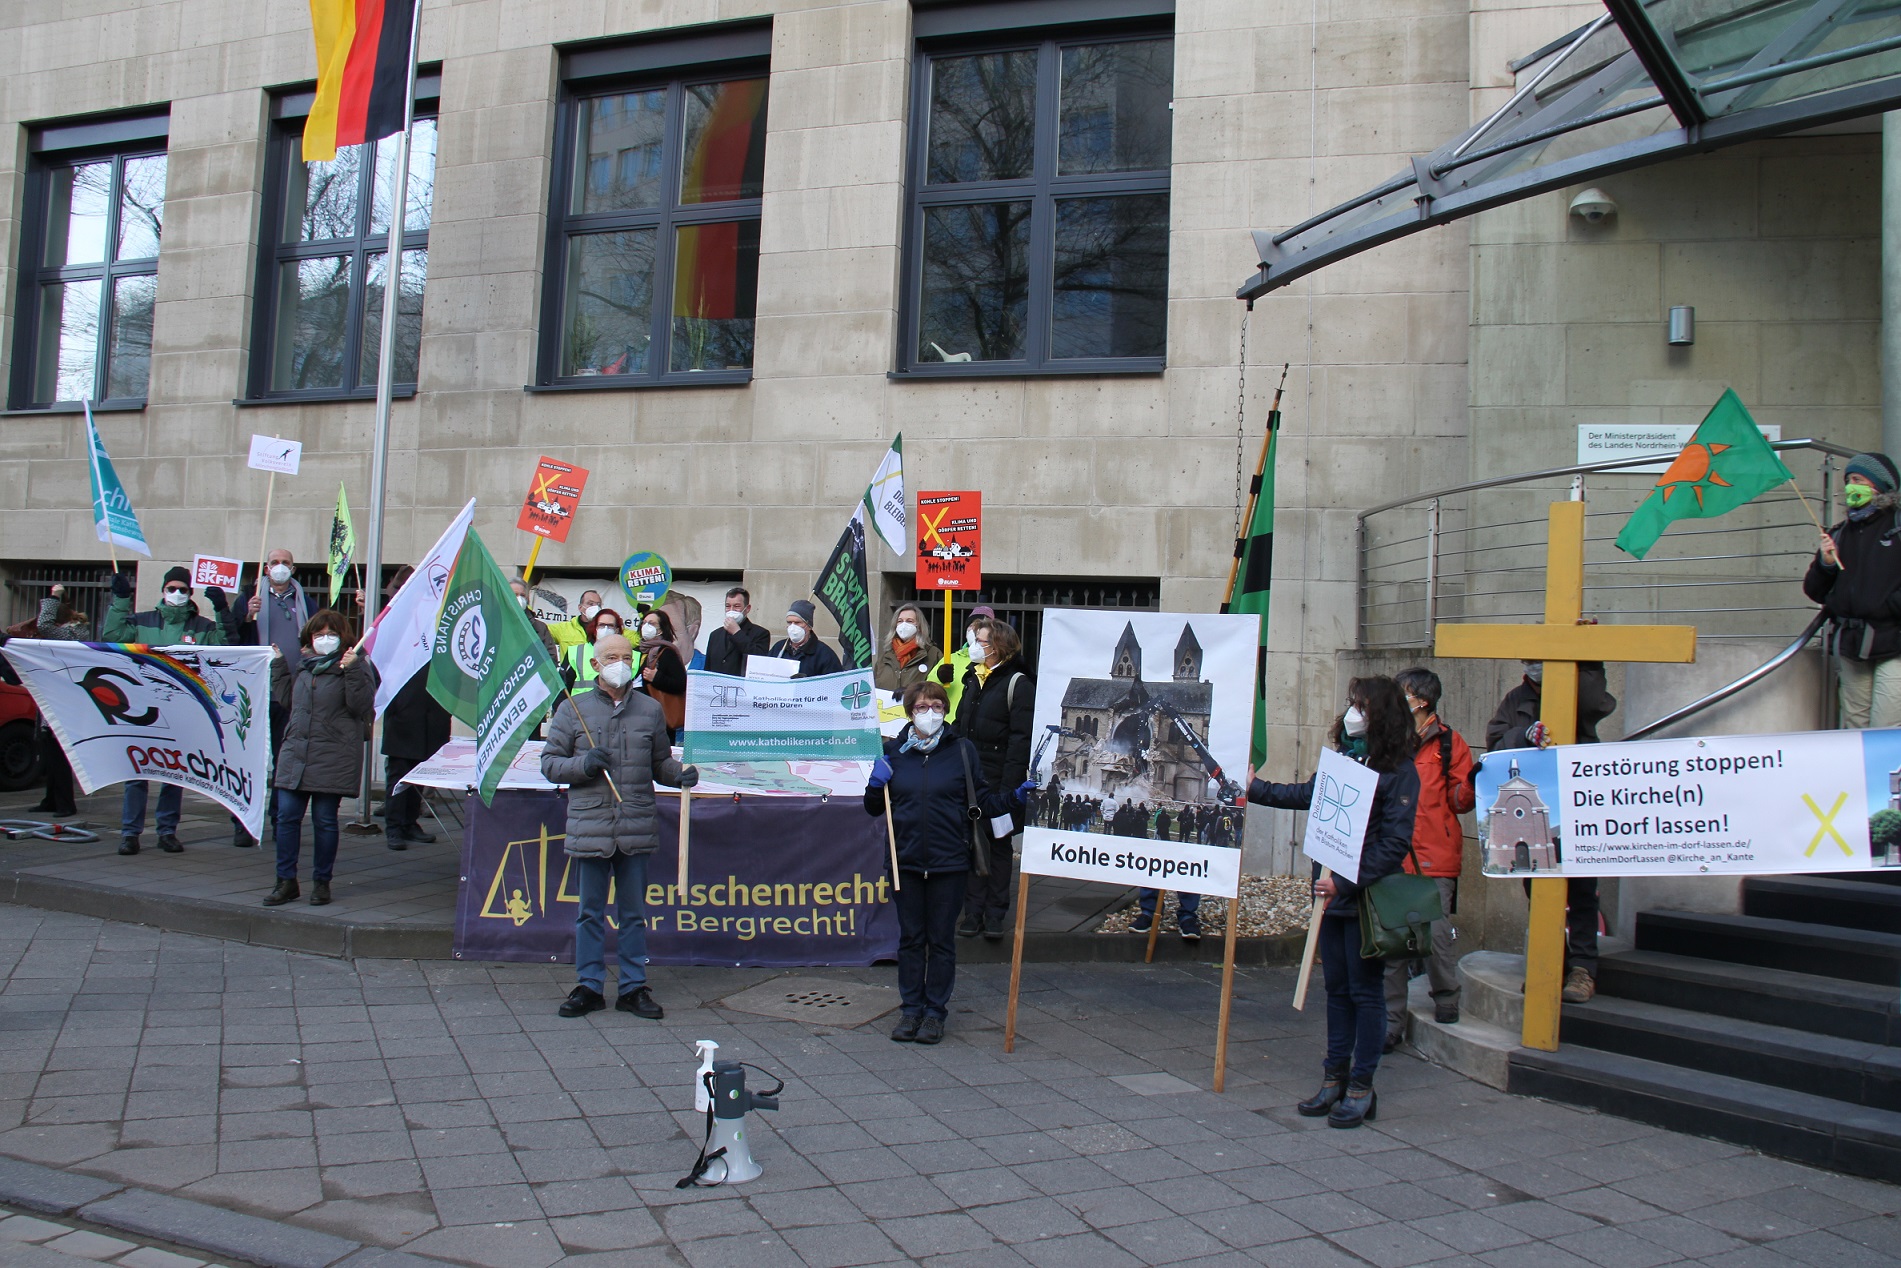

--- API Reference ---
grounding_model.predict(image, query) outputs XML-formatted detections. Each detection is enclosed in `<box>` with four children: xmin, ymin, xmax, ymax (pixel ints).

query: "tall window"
<box><xmin>9</xmin><ymin>116</ymin><xmax>169</xmax><ymax>411</ymax></box>
<box><xmin>900</xmin><ymin>31</ymin><xmax>1172</xmax><ymax>375</ymax></box>
<box><xmin>249</xmin><ymin>102</ymin><xmax>436</xmax><ymax>400</ymax></box>
<box><xmin>540</xmin><ymin>70</ymin><xmax>768</xmax><ymax>386</ymax></box>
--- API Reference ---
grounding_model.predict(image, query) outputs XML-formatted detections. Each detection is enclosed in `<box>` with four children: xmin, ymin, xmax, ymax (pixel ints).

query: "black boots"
<box><xmin>1329</xmin><ymin>1083</ymin><xmax>1377</xmax><ymax>1129</ymax></box>
<box><xmin>262</xmin><ymin>878</ymin><xmax>299</xmax><ymax>906</ymax></box>
<box><xmin>309</xmin><ymin>880</ymin><xmax>332</xmax><ymax>906</ymax></box>
<box><xmin>1297</xmin><ymin>1067</ymin><xmax>1348</xmax><ymax>1117</ymax></box>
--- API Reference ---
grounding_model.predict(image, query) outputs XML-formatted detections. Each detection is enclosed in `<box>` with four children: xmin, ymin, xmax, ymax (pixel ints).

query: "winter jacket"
<box><xmin>636</xmin><ymin>643</ymin><xmax>687</xmax><ymax>697</ymax></box>
<box><xmin>381</xmin><ymin>667</ymin><xmax>452</xmax><ymax>760</ymax></box>
<box><xmin>1405</xmin><ymin>716</ymin><xmax>1474</xmax><ymax>878</ymax></box>
<box><xmin>954</xmin><ymin>654</ymin><xmax>1034</xmax><ymax>796</ymax></box>
<box><xmin>242</xmin><ymin>581</ymin><xmax>319</xmax><ymax>668</ymax></box>
<box><xmin>1249</xmin><ymin>759</ymin><xmax>1419</xmax><ymax>913</ymax></box>
<box><xmin>766</xmin><ymin>634</ymin><xmax>843</xmax><ymax>678</ymax></box>
<box><xmin>103</xmin><ymin>594</ymin><xmax>227</xmax><ymax>646</ymax></box>
<box><xmin>1485</xmin><ymin>664</ymin><xmax>1615</xmax><ymax>751</ymax></box>
<box><xmin>273</xmin><ymin>653</ymin><xmax>376</xmax><ymax>794</ymax></box>
<box><xmin>863</xmin><ymin>729</ymin><xmax>1014</xmax><ymax>873</ymax></box>
<box><xmin>548</xmin><ymin>616</ymin><xmax>589</xmax><ymax>651</ymax></box>
<box><xmin>873</xmin><ymin>635</ymin><xmax>942</xmax><ymax>694</ymax></box>
<box><xmin>704</xmin><ymin>619</ymin><xmax>770</xmax><ymax>676</ymax></box>
<box><xmin>35</xmin><ymin>598</ymin><xmax>88</xmax><ymax>641</ymax></box>
<box><xmin>540</xmin><ymin>684</ymin><xmax>685</xmax><ymax>858</ymax></box>
<box><xmin>935</xmin><ymin>646</ymin><xmax>975</xmax><ymax>719</ymax></box>
<box><xmin>1804</xmin><ymin>498</ymin><xmax>1901</xmax><ymax>659</ymax></box>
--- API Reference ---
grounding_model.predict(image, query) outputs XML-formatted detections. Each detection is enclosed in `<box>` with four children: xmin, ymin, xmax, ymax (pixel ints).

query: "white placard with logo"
<box><xmin>1579</xmin><ymin>423</ymin><xmax>1779</xmax><ymax>474</ymax></box>
<box><xmin>682</xmin><ymin>667</ymin><xmax>882</xmax><ymax>762</ymax></box>
<box><xmin>1298</xmin><ymin>746</ymin><xmax>1382</xmax><ymax>879</ymax></box>
<box><xmin>191</xmin><ymin>554</ymin><xmax>243</xmax><ymax>591</ymax></box>
<box><xmin>246</xmin><ymin>434</ymin><xmax>303</xmax><ymax>474</ymax></box>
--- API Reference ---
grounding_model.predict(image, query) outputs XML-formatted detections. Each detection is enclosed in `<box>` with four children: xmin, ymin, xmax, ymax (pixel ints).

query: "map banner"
<box><xmin>1479</xmin><ymin>728</ymin><xmax>1901</xmax><ymax>876</ymax></box>
<box><xmin>454</xmin><ymin>789</ymin><xmax>899</xmax><ymax>966</ymax></box>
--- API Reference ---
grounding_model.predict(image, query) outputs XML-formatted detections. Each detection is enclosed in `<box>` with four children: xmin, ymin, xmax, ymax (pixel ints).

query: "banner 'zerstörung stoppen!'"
<box><xmin>1480</xmin><ymin>727</ymin><xmax>1901</xmax><ymax>876</ymax></box>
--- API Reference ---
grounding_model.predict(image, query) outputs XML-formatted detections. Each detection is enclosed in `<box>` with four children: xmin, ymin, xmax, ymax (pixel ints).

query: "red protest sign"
<box><xmin>916</xmin><ymin>491</ymin><xmax>981</xmax><ymax>589</ymax></box>
<box><xmin>517</xmin><ymin>457</ymin><xmax>590</xmax><ymax>543</ymax></box>
<box><xmin>191</xmin><ymin>554</ymin><xmax>243</xmax><ymax>591</ymax></box>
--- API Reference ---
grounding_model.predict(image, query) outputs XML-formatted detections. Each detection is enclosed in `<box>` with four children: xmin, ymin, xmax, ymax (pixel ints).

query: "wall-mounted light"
<box><xmin>1668</xmin><ymin>306</ymin><xmax>1695</xmax><ymax>346</ymax></box>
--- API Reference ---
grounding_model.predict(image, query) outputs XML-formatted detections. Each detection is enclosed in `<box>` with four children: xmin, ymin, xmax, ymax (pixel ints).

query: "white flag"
<box><xmin>861</xmin><ymin>434</ymin><xmax>905</xmax><ymax>556</ymax></box>
<box><xmin>362</xmin><ymin>498</ymin><xmax>475</xmax><ymax>715</ymax></box>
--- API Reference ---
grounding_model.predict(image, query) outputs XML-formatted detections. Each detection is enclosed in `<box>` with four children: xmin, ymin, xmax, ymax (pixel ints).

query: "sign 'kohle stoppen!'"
<box><xmin>916</xmin><ymin>491</ymin><xmax>981</xmax><ymax>589</ymax></box>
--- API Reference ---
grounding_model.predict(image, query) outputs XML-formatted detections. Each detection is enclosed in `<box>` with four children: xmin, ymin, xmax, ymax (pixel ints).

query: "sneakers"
<box><xmin>309</xmin><ymin>880</ymin><xmax>332</xmax><ymax>907</ymax></box>
<box><xmin>404</xmin><ymin>825</ymin><xmax>437</xmax><ymax>844</ymax></box>
<box><xmin>1130</xmin><ymin>912</ymin><xmax>1154</xmax><ymax>935</ymax></box>
<box><xmin>956</xmin><ymin>913</ymin><xmax>982</xmax><ymax>939</ymax></box>
<box><xmin>1179</xmin><ymin>915</ymin><xmax>1202</xmax><ymax>944</ymax></box>
<box><xmin>157</xmin><ymin>834</ymin><xmax>183</xmax><ymax>854</ymax></box>
<box><xmin>890</xmin><ymin>1014</ymin><xmax>921</xmax><ymax>1043</ymax></box>
<box><xmin>982</xmin><ymin>913</ymin><xmax>1004</xmax><ymax>942</ymax></box>
<box><xmin>262</xmin><ymin>878</ymin><xmax>299</xmax><ymax>906</ymax></box>
<box><xmin>914</xmin><ymin>1015</ymin><xmax>945</xmax><ymax>1045</ymax></box>
<box><xmin>1562</xmin><ymin>966</ymin><xmax>1597</xmax><ymax>1003</ymax></box>
<box><xmin>385</xmin><ymin>835</ymin><xmax>408</xmax><ymax>852</ymax></box>
<box><xmin>559</xmin><ymin>986</ymin><xmax>606</xmax><ymax>1018</ymax></box>
<box><xmin>616</xmin><ymin>987</ymin><xmax>663</xmax><ymax>1019</ymax></box>
<box><xmin>118</xmin><ymin>837</ymin><xmax>139</xmax><ymax>856</ymax></box>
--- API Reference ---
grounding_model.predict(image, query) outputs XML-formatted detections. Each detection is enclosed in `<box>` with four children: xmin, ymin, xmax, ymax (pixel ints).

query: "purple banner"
<box><xmin>453</xmin><ymin>790</ymin><xmax>900</xmax><ymax>967</ymax></box>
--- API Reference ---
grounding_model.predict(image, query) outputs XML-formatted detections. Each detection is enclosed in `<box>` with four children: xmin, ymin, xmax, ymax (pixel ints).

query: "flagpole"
<box><xmin>353</xmin><ymin>0</ymin><xmax>425</xmax><ymax>829</ymax></box>
<box><xmin>1221</xmin><ymin>364</ymin><xmax>1287</xmax><ymax>608</ymax></box>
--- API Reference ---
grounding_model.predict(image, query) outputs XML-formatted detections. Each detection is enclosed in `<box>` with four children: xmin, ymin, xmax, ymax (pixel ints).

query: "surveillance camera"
<box><xmin>1569</xmin><ymin>187</ymin><xmax>1617</xmax><ymax>223</ymax></box>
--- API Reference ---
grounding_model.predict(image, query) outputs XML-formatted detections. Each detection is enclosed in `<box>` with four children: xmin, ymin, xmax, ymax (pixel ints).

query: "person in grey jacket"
<box><xmin>263</xmin><ymin>610</ymin><xmax>375</xmax><ymax>909</ymax></box>
<box><xmin>541</xmin><ymin>631</ymin><xmax>700</xmax><ymax>1020</ymax></box>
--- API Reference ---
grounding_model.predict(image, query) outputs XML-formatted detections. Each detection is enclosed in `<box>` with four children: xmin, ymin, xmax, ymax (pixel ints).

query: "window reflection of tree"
<box><xmin>282</xmin><ymin>256</ymin><xmax>351</xmax><ymax>389</ymax></box>
<box><xmin>928</xmin><ymin>51</ymin><xmax>1036</xmax><ymax>184</ymax></box>
<box><xmin>117</xmin><ymin>157</ymin><xmax>166</xmax><ymax>258</ymax></box>
<box><xmin>922</xmin><ymin>202</ymin><xmax>1028</xmax><ymax>361</ymax></box>
<box><xmin>1052</xmin><ymin>195</ymin><xmax>1167</xmax><ymax>359</ymax></box>
<box><xmin>1057</xmin><ymin>41</ymin><xmax>1172</xmax><ymax>175</ymax></box>
<box><xmin>565</xmin><ymin>232</ymin><xmax>654</xmax><ymax>375</ymax></box>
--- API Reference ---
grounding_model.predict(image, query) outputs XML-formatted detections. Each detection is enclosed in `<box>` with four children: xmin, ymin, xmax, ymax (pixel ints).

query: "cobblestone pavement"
<box><xmin>0</xmin><ymin>1205</ymin><xmax>241</xmax><ymax>1268</ymax></box>
<box><xmin>0</xmin><ymin>904</ymin><xmax>1896</xmax><ymax>1268</ymax></box>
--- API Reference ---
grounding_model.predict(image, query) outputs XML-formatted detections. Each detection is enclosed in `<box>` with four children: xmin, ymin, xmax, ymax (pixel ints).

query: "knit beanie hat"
<box><xmin>787</xmin><ymin>599</ymin><xmax>816</xmax><ymax>625</ymax></box>
<box><xmin>970</xmin><ymin>605</ymin><xmax>996</xmax><ymax>620</ymax></box>
<box><xmin>1846</xmin><ymin>452</ymin><xmax>1899</xmax><ymax>493</ymax></box>
<box><xmin>162</xmin><ymin>565</ymin><xmax>192</xmax><ymax>592</ymax></box>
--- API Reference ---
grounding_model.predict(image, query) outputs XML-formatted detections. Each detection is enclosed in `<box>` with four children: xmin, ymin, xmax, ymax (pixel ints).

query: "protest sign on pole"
<box><xmin>516</xmin><ymin>456</ymin><xmax>589</xmax><ymax>581</ymax></box>
<box><xmin>1291</xmin><ymin>747</ymin><xmax>1382</xmax><ymax>1011</ymax></box>
<box><xmin>1478</xmin><ymin>728</ymin><xmax>1901</xmax><ymax>876</ymax></box>
<box><xmin>247</xmin><ymin>434</ymin><xmax>302</xmax><ymax>607</ymax></box>
<box><xmin>2</xmin><ymin>641</ymin><xmax>274</xmax><ymax>837</ymax></box>
<box><xmin>916</xmin><ymin>490</ymin><xmax>981</xmax><ymax>656</ymax></box>
<box><xmin>619</xmin><ymin>551</ymin><xmax>672</xmax><ymax>609</ymax></box>
<box><xmin>682</xmin><ymin>668</ymin><xmax>882</xmax><ymax>763</ymax></box>
<box><xmin>1007</xmin><ymin>609</ymin><xmax>1256</xmax><ymax>1090</ymax></box>
<box><xmin>191</xmin><ymin>555</ymin><xmax>243</xmax><ymax>591</ymax></box>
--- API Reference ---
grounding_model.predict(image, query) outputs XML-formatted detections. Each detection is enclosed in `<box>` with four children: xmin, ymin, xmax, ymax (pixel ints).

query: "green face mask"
<box><xmin>1845</xmin><ymin>483</ymin><xmax>1876</xmax><ymax>509</ymax></box>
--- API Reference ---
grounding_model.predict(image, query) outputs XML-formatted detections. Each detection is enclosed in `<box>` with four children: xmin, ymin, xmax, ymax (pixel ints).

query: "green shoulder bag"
<box><xmin>1357</xmin><ymin>842</ymin><xmax>1445</xmax><ymax>960</ymax></box>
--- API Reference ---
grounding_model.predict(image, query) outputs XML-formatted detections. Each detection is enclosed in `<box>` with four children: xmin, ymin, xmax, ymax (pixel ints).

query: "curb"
<box><xmin>0</xmin><ymin>873</ymin><xmax>1307</xmax><ymax>966</ymax></box>
<box><xmin>0</xmin><ymin>1155</ymin><xmax>444</xmax><ymax>1268</ymax></box>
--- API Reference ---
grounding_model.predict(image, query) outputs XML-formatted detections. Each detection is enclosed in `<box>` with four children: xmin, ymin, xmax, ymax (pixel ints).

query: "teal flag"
<box><xmin>84</xmin><ymin>401</ymin><xmax>150</xmax><ymax>557</ymax></box>
<box><xmin>427</xmin><ymin>528</ymin><xmax>562</xmax><ymax>803</ymax></box>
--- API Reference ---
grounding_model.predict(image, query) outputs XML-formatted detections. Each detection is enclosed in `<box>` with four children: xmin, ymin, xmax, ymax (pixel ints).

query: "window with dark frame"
<box><xmin>8</xmin><ymin>115</ymin><xmax>169</xmax><ymax>411</ymax></box>
<box><xmin>247</xmin><ymin>96</ymin><xmax>437</xmax><ymax>401</ymax></box>
<box><xmin>899</xmin><ymin>25</ymin><xmax>1173</xmax><ymax>376</ymax></box>
<box><xmin>538</xmin><ymin>50</ymin><xmax>769</xmax><ymax>388</ymax></box>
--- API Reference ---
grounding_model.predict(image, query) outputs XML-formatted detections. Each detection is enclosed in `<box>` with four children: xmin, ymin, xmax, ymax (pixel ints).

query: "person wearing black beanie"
<box><xmin>1805</xmin><ymin>451</ymin><xmax>1901</xmax><ymax>728</ymax></box>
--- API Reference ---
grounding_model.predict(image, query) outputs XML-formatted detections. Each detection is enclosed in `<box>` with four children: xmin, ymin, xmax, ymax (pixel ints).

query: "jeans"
<box><xmin>1319</xmin><ymin>912</ymin><xmax>1387</xmax><ymax>1085</ymax></box>
<box><xmin>1384</xmin><ymin>876</ymin><xmax>1461</xmax><ymax>1035</ymax></box>
<box><xmin>385</xmin><ymin>755</ymin><xmax>422</xmax><ymax>839</ymax></box>
<box><xmin>121</xmin><ymin>781</ymin><xmax>181</xmax><ymax>840</ymax></box>
<box><xmin>896</xmin><ymin>869</ymin><xmax>965</xmax><ymax>1019</ymax></box>
<box><xmin>1837</xmin><ymin>654</ymin><xmax>1901</xmax><ymax>729</ymax></box>
<box><xmin>1138</xmin><ymin>888</ymin><xmax>1200</xmax><ymax>919</ymax></box>
<box><xmin>573</xmin><ymin>852</ymin><xmax>649</xmax><ymax>995</ymax></box>
<box><xmin>964</xmin><ymin>833</ymin><xmax>1016</xmax><ymax>922</ymax></box>
<box><xmin>274</xmin><ymin>788</ymin><xmax>341</xmax><ymax>882</ymax></box>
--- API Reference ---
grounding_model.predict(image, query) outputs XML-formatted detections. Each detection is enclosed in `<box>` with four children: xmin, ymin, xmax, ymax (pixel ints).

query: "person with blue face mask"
<box><xmin>1805</xmin><ymin>451</ymin><xmax>1901</xmax><ymax>729</ymax></box>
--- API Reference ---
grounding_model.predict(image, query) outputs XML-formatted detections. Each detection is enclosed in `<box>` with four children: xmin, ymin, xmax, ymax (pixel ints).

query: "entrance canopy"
<box><xmin>1237</xmin><ymin>0</ymin><xmax>1901</xmax><ymax>300</ymax></box>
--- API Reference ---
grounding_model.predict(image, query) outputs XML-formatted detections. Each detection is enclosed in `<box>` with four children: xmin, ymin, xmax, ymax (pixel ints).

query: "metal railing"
<box><xmin>1356</xmin><ymin>439</ymin><xmax>1858</xmax><ymax>649</ymax></box>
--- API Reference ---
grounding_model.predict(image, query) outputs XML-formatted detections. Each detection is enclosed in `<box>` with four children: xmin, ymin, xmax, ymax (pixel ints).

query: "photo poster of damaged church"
<box><xmin>1019</xmin><ymin>610</ymin><xmax>1257</xmax><ymax>901</ymax></box>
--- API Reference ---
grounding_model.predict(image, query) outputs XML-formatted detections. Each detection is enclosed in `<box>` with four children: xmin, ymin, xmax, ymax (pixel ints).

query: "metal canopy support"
<box><xmin>1598</xmin><ymin>0</ymin><xmax>1706</xmax><ymax>126</ymax></box>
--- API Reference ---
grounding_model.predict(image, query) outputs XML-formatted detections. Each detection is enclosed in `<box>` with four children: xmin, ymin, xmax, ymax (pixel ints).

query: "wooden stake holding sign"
<box><xmin>1432</xmin><ymin>502</ymin><xmax>1695</xmax><ymax>1050</ymax></box>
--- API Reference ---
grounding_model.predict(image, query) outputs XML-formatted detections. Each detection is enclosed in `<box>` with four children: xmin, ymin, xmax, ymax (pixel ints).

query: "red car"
<box><xmin>0</xmin><ymin>681</ymin><xmax>42</xmax><ymax>791</ymax></box>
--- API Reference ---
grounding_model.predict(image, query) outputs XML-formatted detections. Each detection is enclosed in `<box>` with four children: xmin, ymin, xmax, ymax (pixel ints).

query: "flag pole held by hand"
<box><xmin>562</xmin><ymin>690</ymin><xmax>622</xmax><ymax>803</ymax></box>
<box><xmin>678</xmin><ymin>784</ymin><xmax>691</xmax><ymax>890</ymax></box>
<box><xmin>881</xmin><ymin>792</ymin><xmax>902</xmax><ymax>893</ymax></box>
<box><xmin>1292</xmin><ymin>868</ymin><xmax>1330</xmax><ymax>1011</ymax></box>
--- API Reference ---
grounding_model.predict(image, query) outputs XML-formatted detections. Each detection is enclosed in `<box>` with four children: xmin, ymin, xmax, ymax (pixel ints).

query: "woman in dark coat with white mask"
<box><xmin>264</xmin><ymin>609</ymin><xmax>375</xmax><ymax>909</ymax></box>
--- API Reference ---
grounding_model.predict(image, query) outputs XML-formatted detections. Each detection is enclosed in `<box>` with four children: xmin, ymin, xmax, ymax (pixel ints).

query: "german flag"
<box><xmin>303</xmin><ymin>0</ymin><xmax>417</xmax><ymax>163</ymax></box>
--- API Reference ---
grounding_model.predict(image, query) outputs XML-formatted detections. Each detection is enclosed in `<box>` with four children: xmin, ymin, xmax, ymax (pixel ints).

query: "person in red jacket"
<box><xmin>1385</xmin><ymin>668</ymin><xmax>1475</xmax><ymax>1047</ymax></box>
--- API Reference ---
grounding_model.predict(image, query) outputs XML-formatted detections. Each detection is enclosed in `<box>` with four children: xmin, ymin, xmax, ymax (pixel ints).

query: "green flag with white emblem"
<box><xmin>427</xmin><ymin>528</ymin><xmax>562</xmax><ymax>803</ymax></box>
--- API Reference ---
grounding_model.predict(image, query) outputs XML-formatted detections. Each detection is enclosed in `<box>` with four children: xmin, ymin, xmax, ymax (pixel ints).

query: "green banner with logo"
<box><xmin>681</xmin><ymin>667</ymin><xmax>883</xmax><ymax>763</ymax></box>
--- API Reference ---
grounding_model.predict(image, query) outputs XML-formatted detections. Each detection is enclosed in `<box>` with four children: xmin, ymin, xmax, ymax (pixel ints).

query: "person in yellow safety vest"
<box><xmin>932</xmin><ymin>604</ymin><xmax>995</xmax><ymax>724</ymax></box>
<box><xmin>549</xmin><ymin>588</ymin><xmax>607</xmax><ymax>653</ymax></box>
<box><xmin>561</xmin><ymin>609</ymin><xmax>635</xmax><ymax>688</ymax></box>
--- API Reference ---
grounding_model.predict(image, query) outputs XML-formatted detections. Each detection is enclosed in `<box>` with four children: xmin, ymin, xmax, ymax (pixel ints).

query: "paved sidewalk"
<box><xmin>0</xmin><ymin>903</ymin><xmax>1896</xmax><ymax>1268</ymax></box>
<box><xmin>0</xmin><ymin>1204</ymin><xmax>242</xmax><ymax>1268</ymax></box>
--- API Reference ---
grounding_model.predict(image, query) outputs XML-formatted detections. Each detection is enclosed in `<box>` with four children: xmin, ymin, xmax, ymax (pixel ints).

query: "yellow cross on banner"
<box><xmin>920</xmin><ymin>505</ymin><xmax>951</xmax><ymax>549</ymax></box>
<box><xmin>1432</xmin><ymin>502</ymin><xmax>1697</xmax><ymax>1052</ymax></box>
<box><xmin>1803</xmin><ymin>792</ymin><xmax>1852</xmax><ymax>857</ymax></box>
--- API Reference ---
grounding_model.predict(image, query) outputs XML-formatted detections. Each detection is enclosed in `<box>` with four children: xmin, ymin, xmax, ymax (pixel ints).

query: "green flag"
<box><xmin>1615</xmin><ymin>390</ymin><xmax>1794</xmax><ymax>560</ymax></box>
<box><xmin>427</xmin><ymin>528</ymin><xmax>562</xmax><ymax>803</ymax></box>
<box><xmin>1222</xmin><ymin>410</ymin><xmax>1279</xmax><ymax>770</ymax></box>
<box><xmin>327</xmin><ymin>483</ymin><xmax>355</xmax><ymax>604</ymax></box>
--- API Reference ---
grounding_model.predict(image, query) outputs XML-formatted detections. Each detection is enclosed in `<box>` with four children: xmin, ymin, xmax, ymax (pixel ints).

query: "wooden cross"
<box><xmin>1432</xmin><ymin>502</ymin><xmax>1696</xmax><ymax>1051</ymax></box>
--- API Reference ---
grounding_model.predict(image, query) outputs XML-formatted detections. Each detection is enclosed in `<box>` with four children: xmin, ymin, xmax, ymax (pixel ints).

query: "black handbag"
<box><xmin>957</xmin><ymin>741</ymin><xmax>991</xmax><ymax>877</ymax></box>
<box><xmin>1357</xmin><ymin>842</ymin><xmax>1445</xmax><ymax>960</ymax></box>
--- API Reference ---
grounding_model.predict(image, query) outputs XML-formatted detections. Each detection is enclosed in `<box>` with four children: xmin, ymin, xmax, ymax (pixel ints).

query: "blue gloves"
<box><xmin>581</xmin><ymin>747</ymin><xmax>613</xmax><ymax>778</ymax></box>
<box><xmin>868</xmin><ymin>757</ymin><xmax>893</xmax><ymax>790</ymax></box>
<box><xmin>1014</xmin><ymin>780</ymin><xmax>1037</xmax><ymax>806</ymax></box>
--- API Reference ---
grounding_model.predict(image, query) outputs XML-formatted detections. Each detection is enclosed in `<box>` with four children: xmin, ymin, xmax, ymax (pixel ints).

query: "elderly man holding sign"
<box><xmin>1247</xmin><ymin>676</ymin><xmax>1420</xmax><ymax>1128</ymax></box>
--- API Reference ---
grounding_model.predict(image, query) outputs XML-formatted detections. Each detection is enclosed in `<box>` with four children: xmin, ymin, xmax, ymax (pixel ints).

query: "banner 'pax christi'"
<box><xmin>1</xmin><ymin>640</ymin><xmax>274</xmax><ymax>837</ymax></box>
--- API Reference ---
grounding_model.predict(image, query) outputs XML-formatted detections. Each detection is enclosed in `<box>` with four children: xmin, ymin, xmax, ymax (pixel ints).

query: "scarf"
<box><xmin>891</xmin><ymin>636</ymin><xmax>920</xmax><ymax>665</ymax></box>
<box><xmin>899</xmin><ymin>723</ymin><xmax>946</xmax><ymax>754</ymax></box>
<box><xmin>972</xmin><ymin>661</ymin><xmax>995</xmax><ymax>685</ymax></box>
<box><xmin>1339</xmin><ymin>734</ymin><xmax>1369</xmax><ymax>762</ymax></box>
<box><xmin>638</xmin><ymin>635</ymin><xmax>672</xmax><ymax>663</ymax></box>
<box><xmin>304</xmin><ymin>650</ymin><xmax>343</xmax><ymax>676</ymax></box>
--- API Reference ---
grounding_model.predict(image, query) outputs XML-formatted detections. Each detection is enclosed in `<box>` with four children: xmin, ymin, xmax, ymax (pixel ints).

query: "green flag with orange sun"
<box><xmin>1615</xmin><ymin>390</ymin><xmax>1793</xmax><ymax>560</ymax></box>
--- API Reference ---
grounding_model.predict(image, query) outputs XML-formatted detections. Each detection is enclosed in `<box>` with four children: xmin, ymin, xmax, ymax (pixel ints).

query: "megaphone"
<box><xmin>677</xmin><ymin>1060</ymin><xmax>782</xmax><ymax>1187</ymax></box>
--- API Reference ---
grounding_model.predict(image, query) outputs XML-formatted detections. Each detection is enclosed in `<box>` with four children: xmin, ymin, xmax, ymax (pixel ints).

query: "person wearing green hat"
<box><xmin>1806</xmin><ymin>451</ymin><xmax>1901</xmax><ymax>728</ymax></box>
